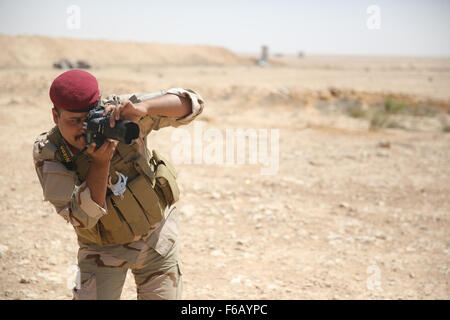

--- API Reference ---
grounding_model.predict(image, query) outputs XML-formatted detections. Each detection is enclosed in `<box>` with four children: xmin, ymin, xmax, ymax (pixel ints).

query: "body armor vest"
<box><xmin>44</xmin><ymin>126</ymin><xmax>179</xmax><ymax>246</ymax></box>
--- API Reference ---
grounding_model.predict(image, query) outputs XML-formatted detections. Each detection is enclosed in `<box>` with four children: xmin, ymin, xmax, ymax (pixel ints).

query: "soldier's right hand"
<box><xmin>86</xmin><ymin>139</ymin><xmax>118</xmax><ymax>164</ymax></box>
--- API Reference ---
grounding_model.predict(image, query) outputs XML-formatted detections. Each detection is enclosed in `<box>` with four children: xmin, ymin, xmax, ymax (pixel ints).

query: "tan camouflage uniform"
<box><xmin>33</xmin><ymin>88</ymin><xmax>204</xmax><ymax>300</ymax></box>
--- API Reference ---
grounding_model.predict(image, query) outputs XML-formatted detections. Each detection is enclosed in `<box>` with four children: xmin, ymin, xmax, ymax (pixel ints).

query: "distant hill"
<box><xmin>0</xmin><ymin>34</ymin><xmax>252</xmax><ymax>68</ymax></box>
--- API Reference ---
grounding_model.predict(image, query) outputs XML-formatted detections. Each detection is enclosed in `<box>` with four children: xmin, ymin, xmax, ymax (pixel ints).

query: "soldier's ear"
<box><xmin>52</xmin><ymin>108</ymin><xmax>60</xmax><ymax>125</ymax></box>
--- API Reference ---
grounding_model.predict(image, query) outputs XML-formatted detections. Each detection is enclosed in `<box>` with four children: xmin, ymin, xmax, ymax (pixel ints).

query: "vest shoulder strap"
<box><xmin>35</xmin><ymin>131</ymin><xmax>57</xmax><ymax>161</ymax></box>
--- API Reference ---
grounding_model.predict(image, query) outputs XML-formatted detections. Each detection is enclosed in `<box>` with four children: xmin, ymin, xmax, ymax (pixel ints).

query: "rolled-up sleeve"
<box><xmin>34</xmin><ymin>154</ymin><xmax>107</xmax><ymax>229</ymax></box>
<box><xmin>161</xmin><ymin>88</ymin><xmax>204</xmax><ymax>125</ymax></box>
<box><xmin>104</xmin><ymin>88</ymin><xmax>205</xmax><ymax>136</ymax></box>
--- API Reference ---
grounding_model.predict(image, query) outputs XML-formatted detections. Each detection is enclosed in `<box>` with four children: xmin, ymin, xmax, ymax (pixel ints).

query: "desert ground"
<box><xmin>0</xmin><ymin>35</ymin><xmax>449</xmax><ymax>299</ymax></box>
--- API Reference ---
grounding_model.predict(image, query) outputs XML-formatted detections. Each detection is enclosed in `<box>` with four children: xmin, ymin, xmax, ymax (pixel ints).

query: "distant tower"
<box><xmin>257</xmin><ymin>45</ymin><xmax>269</xmax><ymax>67</ymax></box>
<box><xmin>261</xmin><ymin>45</ymin><xmax>269</xmax><ymax>62</ymax></box>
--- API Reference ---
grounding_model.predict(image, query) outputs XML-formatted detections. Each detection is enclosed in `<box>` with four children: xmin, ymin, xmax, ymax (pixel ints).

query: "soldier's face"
<box><xmin>52</xmin><ymin>108</ymin><xmax>88</xmax><ymax>151</ymax></box>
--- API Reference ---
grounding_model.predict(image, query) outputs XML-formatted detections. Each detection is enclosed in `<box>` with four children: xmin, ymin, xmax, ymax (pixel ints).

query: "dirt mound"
<box><xmin>0</xmin><ymin>34</ymin><xmax>251</xmax><ymax>68</ymax></box>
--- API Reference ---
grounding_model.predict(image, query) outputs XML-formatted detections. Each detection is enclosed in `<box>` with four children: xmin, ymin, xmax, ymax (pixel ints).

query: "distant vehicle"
<box><xmin>53</xmin><ymin>59</ymin><xmax>91</xmax><ymax>69</ymax></box>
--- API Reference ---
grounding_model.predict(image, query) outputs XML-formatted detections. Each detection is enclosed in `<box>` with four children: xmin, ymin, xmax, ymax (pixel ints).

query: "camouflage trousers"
<box><xmin>73</xmin><ymin>208</ymin><xmax>182</xmax><ymax>300</ymax></box>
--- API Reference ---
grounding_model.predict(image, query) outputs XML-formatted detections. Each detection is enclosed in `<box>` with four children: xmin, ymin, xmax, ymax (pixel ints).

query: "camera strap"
<box><xmin>57</xmin><ymin>142</ymin><xmax>76</xmax><ymax>171</ymax></box>
<box><xmin>48</xmin><ymin>126</ymin><xmax>85</xmax><ymax>171</ymax></box>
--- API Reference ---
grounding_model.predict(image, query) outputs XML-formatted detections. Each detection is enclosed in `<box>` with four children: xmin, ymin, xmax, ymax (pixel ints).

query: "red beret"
<box><xmin>49</xmin><ymin>69</ymin><xmax>100</xmax><ymax>112</ymax></box>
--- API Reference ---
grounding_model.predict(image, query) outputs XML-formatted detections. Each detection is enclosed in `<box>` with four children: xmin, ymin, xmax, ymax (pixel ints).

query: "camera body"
<box><xmin>83</xmin><ymin>106</ymin><xmax>140</xmax><ymax>148</ymax></box>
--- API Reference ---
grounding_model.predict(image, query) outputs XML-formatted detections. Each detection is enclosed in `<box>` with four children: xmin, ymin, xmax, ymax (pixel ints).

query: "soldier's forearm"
<box><xmin>86</xmin><ymin>161</ymin><xmax>110</xmax><ymax>207</ymax></box>
<box><xmin>138</xmin><ymin>93</ymin><xmax>192</xmax><ymax>118</ymax></box>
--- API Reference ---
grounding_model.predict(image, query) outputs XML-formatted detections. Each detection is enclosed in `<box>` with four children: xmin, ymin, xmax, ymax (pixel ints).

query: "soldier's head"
<box><xmin>49</xmin><ymin>69</ymin><xmax>100</xmax><ymax>150</ymax></box>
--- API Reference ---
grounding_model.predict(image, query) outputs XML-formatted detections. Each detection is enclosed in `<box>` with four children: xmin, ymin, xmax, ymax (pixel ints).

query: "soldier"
<box><xmin>32</xmin><ymin>69</ymin><xmax>204</xmax><ymax>299</ymax></box>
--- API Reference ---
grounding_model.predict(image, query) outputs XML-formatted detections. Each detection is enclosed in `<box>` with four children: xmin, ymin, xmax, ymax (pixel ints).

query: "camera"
<box><xmin>83</xmin><ymin>106</ymin><xmax>140</xmax><ymax>148</ymax></box>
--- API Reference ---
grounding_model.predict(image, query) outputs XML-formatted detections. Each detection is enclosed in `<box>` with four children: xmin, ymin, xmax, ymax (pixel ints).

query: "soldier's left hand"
<box><xmin>103</xmin><ymin>100</ymin><xmax>147</xmax><ymax>128</ymax></box>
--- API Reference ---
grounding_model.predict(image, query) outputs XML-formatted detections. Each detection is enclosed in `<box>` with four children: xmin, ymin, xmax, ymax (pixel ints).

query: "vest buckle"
<box><xmin>108</xmin><ymin>171</ymin><xmax>128</xmax><ymax>199</ymax></box>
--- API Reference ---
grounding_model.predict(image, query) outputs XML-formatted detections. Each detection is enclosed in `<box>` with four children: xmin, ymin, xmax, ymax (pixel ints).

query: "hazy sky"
<box><xmin>1</xmin><ymin>0</ymin><xmax>449</xmax><ymax>56</ymax></box>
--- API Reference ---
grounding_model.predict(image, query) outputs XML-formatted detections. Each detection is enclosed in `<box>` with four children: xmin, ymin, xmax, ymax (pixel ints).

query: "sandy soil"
<box><xmin>0</xmin><ymin>36</ymin><xmax>449</xmax><ymax>300</ymax></box>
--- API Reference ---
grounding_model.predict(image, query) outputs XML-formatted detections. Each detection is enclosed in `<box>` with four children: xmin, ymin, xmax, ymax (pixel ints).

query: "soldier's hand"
<box><xmin>87</xmin><ymin>139</ymin><xmax>118</xmax><ymax>164</ymax></box>
<box><xmin>103</xmin><ymin>100</ymin><xmax>147</xmax><ymax>128</ymax></box>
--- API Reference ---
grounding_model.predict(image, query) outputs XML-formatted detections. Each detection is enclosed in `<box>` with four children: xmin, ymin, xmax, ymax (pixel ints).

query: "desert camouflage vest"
<box><xmin>45</xmin><ymin>126</ymin><xmax>179</xmax><ymax>246</ymax></box>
